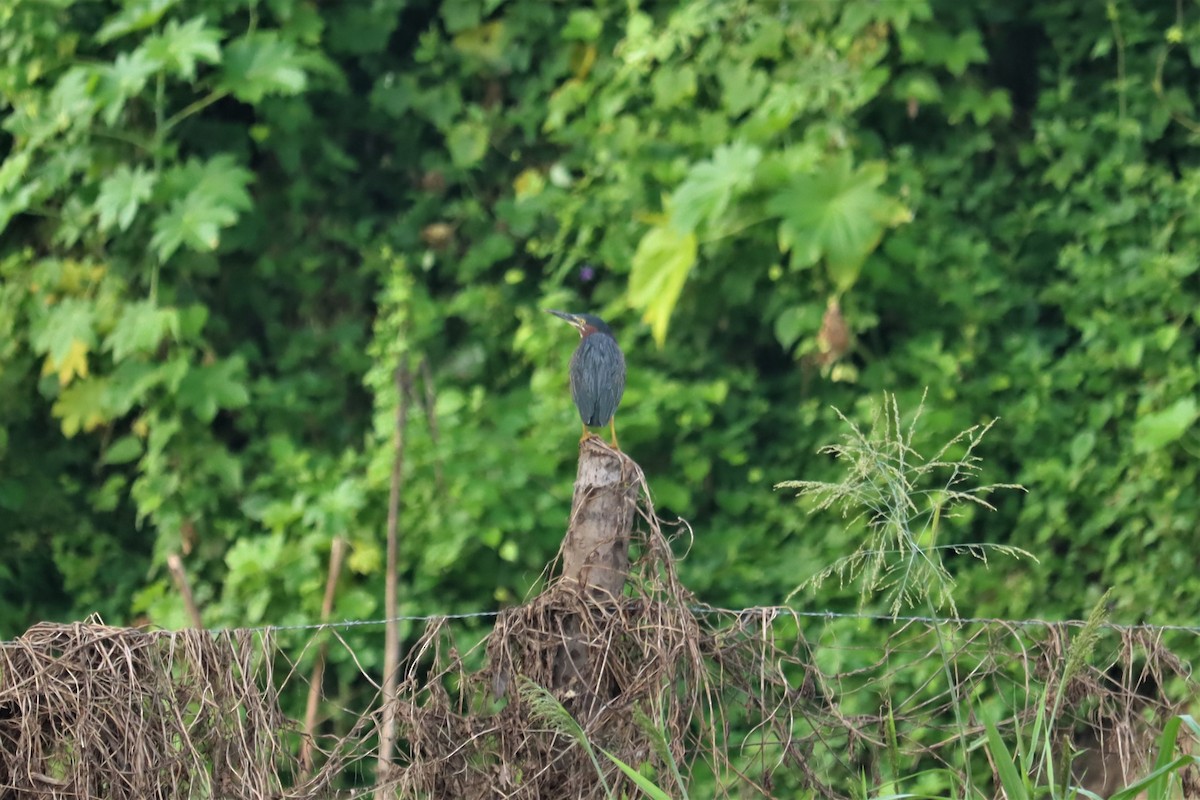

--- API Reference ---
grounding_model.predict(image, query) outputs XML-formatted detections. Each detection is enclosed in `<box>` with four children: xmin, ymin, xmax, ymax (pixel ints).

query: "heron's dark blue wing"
<box><xmin>594</xmin><ymin>339</ymin><xmax>625</xmax><ymax>423</ymax></box>
<box><xmin>569</xmin><ymin>335</ymin><xmax>626</xmax><ymax>426</ymax></box>
<box><xmin>567</xmin><ymin>344</ymin><xmax>591</xmax><ymax>423</ymax></box>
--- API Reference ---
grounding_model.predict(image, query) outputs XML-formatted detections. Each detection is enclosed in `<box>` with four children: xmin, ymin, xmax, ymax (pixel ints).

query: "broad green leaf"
<box><xmin>178</xmin><ymin>304</ymin><xmax>210</xmax><ymax>339</ymax></box>
<box><xmin>447</xmin><ymin>120</ymin><xmax>489</xmax><ymax>168</ymax></box>
<box><xmin>452</xmin><ymin>21</ymin><xmax>507</xmax><ymax>66</ymax></box>
<box><xmin>107</xmin><ymin>359</ymin><xmax>167</xmax><ymax>415</ymax></box>
<box><xmin>96</xmin><ymin>0</ymin><xmax>179</xmax><ymax>43</ymax></box>
<box><xmin>105</xmin><ymin>49</ymin><xmax>157</xmax><ymax>96</ymax></box>
<box><xmin>176</xmin><ymin>356</ymin><xmax>250</xmax><ymax>422</ymax></box>
<box><xmin>251</xmin><ymin>497</ymin><xmax>303</xmax><ymax>532</ymax></box>
<box><xmin>652</xmin><ymin>65</ymin><xmax>697</xmax><ymax>109</ymax></box>
<box><xmin>513</xmin><ymin>168</ymin><xmax>545</xmax><ymax>199</ymax></box>
<box><xmin>31</xmin><ymin>297</ymin><xmax>96</xmax><ymax>362</ymax></box>
<box><xmin>151</xmin><ymin>156</ymin><xmax>253</xmax><ymax>260</ymax></box>
<box><xmin>369</xmin><ymin>73</ymin><xmax>414</xmax><ymax>118</ymax></box>
<box><xmin>440</xmin><ymin>0</ymin><xmax>482</xmax><ymax>33</ymax></box>
<box><xmin>743</xmin><ymin>82</ymin><xmax>810</xmax><ymax>141</ymax></box>
<box><xmin>774</xmin><ymin>304</ymin><xmax>822</xmax><ymax>351</ymax></box>
<box><xmin>151</xmin><ymin>197</ymin><xmax>223</xmax><ymax>259</ymax></box>
<box><xmin>102</xmin><ymin>435</ymin><xmax>144</xmax><ymax>466</ymax></box>
<box><xmin>105</xmin><ymin>299</ymin><xmax>179</xmax><ymax>360</ymax></box>
<box><xmin>900</xmin><ymin>28</ymin><xmax>987</xmax><ymax>76</ymax></box>
<box><xmin>41</xmin><ymin>338</ymin><xmax>90</xmax><ymax>386</ymax></box>
<box><xmin>219</xmin><ymin>32</ymin><xmax>307</xmax><ymax>103</ymax></box>
<box><xmin>0</xmin><ymin>151</ymin><xmax>34</xmax><ymax>200</ymax></box>
<box><xmin>141</xmin><ymin>17</ymin><xmax>222</xmax><ymax>80</ymax></box>
<box><xmin>96</xmin><ymin>49</ymin><xmax>158</xmax><ymax>124</ymax></box>
<box><xmin>622</xmin><ymin>11</ymin><xmax>655</xmax><ymax>67</ymax></box>
<box><xmin>894</xmin><ymin>71</ymin><xmax>944</xmax><ymax>104</ymax></box>
<box><xmin>157</xmin><ymin>153</ymin><xmax>253</xmax><ymax>205</ymax></box>
<box><xmin>767</xmin><ymin>156</ymin><xmax>905</xmax><ymax>291</ymax></box>
<box><xmin>52</xmin><ymin>377</ymin><xmax>111</xmax><ymax>437</ymax></box>
<box><xmin>563</xmin><ymin>9</ymin><xmax>603</xmax><ymax>41</ymax></box>
<box><xmin>717</xmin><ymin>60</ymin><xmax>769</xmax><ymax>117</ymax></box>
<box><xmin>1132</xmin><ymin>397</ymin><xmax>1198</xmax><ymax>453</ymax></box>
<box><xmin>10</xmin><ymin>66</ymin><xmax>98</xmax><ymax>148</ymax></box>
<box><xmin>1069</xmin><ymin>429</ymin><xmax>1096</xmax><ymax>464</ymax></box>
<box><xmin>628</xmin><ymin>223</ymin><xmax>697</xmax><ymax>347</ymax></box>
<box><xmin>670</xmin><ymin>141</ymin><xmax>761</xmax><ymax>232</ymax></box>
<box><xmin>0</xmin><ymin>475</ymin><xmax>21</xmax><ymax>512</ymax></box>
<box><xmin>96</xmin><ymin>165</ymin><xmax>156</xmax><ymax>232</ymax></box>
<box><xmin>947</xmin><ymin>85</ymin><xmax>1013</xmax><ymax>125</ymax></box>
<box><xmin>347</xmin><ymin>539</ymin><xmax>383</xmax><ymax>575</ymax></box>
<box><xmin>328</xmin><ymin>6</ymin><xmax>399</xmax><ymax>55</ymax></box>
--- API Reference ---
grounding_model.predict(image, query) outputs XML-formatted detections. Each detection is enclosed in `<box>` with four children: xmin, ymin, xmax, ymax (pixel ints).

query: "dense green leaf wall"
<box><xmin>1</xmin><ymin>0</ymin><xmax>1197</xmax><ymax>645</ymax></box>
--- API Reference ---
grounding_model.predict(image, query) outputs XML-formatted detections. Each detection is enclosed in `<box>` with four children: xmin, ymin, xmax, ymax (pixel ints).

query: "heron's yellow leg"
<box><xmin>580</xmin><ymin>423</ymin><xmax>590</xmax><ymax>442</ymax></box>
<box><xmin>609</xmin><ymin>418</ymin><xmax>620</xmax><ymax>450</ymax></box>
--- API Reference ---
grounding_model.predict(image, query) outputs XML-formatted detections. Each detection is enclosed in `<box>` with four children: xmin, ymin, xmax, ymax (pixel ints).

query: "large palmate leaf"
<box><xmin>768</xmin><ymin>156</ymin><xmax>907</xmax><ymax>291</ymax></box>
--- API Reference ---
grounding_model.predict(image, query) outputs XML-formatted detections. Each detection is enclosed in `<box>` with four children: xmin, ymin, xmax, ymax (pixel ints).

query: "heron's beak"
<box><xmin>546</xmin><ymin>309</ymin><xmax>583</xmax><ymax>331</ymax></box>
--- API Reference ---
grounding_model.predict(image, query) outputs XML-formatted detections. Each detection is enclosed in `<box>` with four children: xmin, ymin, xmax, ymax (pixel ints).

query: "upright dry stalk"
<box><xmin>418</xmin><ymin>357</ymin><xmax>444</xmax><ymax>493</ymax></box>
<box><xmin>166</xmin><ymin>553</ymin><xmax>203</xmax><ymax>628</ymax></box>
<box><xmin>300</xmin><ymin>536</ymin><xmax>348</xmax><ymax>776</ymax></box>
<box><xmin>375</xmin><ymin>365</ymin><xmax>412</xmax><ymax>797</ymax></box>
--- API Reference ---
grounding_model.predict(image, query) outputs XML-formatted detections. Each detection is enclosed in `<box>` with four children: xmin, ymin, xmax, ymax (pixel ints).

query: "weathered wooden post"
<box><xmin>551</xmin><ymin>436</ymin><xmax>638</xmax><ymax>695</ymax></box>
<box><xmin>558</xmin><ymin>437</ymin><xmax>636</xmax><ymax>598</ymax></box>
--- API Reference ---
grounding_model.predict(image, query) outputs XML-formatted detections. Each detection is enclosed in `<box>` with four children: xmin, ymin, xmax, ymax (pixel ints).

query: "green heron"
<box><xmin>547</xmin><ymin>310</ymin><xmax>626</xmax><ymax>448</ymax></box>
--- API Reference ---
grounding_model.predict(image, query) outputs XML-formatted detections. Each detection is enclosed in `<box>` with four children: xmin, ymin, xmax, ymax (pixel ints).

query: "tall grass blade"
<box><xmin>985</xmin><ymin>720</ymin><xmax>1030</xmax><ymax>800</ymax></box>
<box><xmin>598</xmin><ymin>746</ymin><xmax>674</xmax><ymax>800</ymax></box>
<box><xmin>633</xmin><ymin>704</ymin><xmax>688</xmax><ymax>798</ymax></box>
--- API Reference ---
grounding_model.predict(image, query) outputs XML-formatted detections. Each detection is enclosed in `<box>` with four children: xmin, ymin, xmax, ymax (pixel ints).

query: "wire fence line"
<box><xmin>17</xmin><ymin>605</ymin><xmax>1190</xmax><ymax>638</ymax></box>
<box><xmin>3</xmin><ymin>594</ymin><xmax>1198</xmax><ymax>797</ymax></box>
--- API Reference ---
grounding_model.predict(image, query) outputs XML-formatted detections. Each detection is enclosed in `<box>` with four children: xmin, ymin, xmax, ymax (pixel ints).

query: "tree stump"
<box><xmin>551</xmin><ymin>435</ymin><xmax>638</xmax><ymax>698</ymax></box>
<box><xmin>558</xmin><ymin>436</ymin><xmax>636</xmax><ymax>599</ymax></box>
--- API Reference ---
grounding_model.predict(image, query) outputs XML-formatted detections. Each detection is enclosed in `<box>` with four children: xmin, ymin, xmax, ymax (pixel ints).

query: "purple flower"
<box><xmin>580</xmin><ymin>264</ymin><xmax>596</xmax><ymax>282</ymax></box>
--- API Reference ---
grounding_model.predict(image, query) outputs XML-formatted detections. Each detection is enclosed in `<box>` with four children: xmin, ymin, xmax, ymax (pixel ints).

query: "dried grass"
<box><xmin>1</xmin><ymin>475</ymin><xmax>1197</xmax><ymax>799</ymax></box>
<box><xmin>0</xmin><ymin>619</ymin><xmax>300</xmax><ymax>798</ymax></box>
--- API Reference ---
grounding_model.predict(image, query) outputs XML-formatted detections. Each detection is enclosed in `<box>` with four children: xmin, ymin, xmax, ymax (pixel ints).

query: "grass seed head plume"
<box><xmin>776</xmin><ymin>391</ymin><xmax>1029</xmax><ymax>616</ymax></box>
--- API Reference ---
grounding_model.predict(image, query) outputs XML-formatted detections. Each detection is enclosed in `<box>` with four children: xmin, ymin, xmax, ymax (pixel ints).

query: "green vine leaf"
<box><xmin>97</xmin><ymin>0</ymin><xmax>180</xmax><ymax>44</ymax></box>
<box><xmin>176</xmin><ymin>356</ymin><xmax>250</xmax><ymax>422</ymax></box>
<box><xmin>142</xmin><ymin>17</ymin><xmax>222</xmax><ymax>80</ymax></box>
<box><xmin>53</xmin><ymin>377</ymin><xmax>112</xmax><ymax>437</ymax></box>
<box><xmin>31</xmin><ymin>297</ymin><xmax>96</xmax><ymax>363</ymax></box>
<box><xmin>105</xmin><ymin>300</ymin><xmax>179</xmax><ymax>361</ymax></box>
<box><xmin>151</xmin><ymin>155</ymin><xmax>253</xmax><ymax>260</ymax></box>
<box><xmin>1133</xmin><ymin>398</ymin><xmax>1198</xmax><ymax>453</ymax></box>
<box><xmin>96</xmin><ymin>165</ymin><xmax>156</xmax><ymax>233</ymax></box>
<box><xmin>219</xmin><ymin>31</ymin><xmax>308</xmax><ymax>103</ymax></box>
<box><xmin>670</xmin><ymin>141</ymin><xmax>762</xmax><ymax>233</ymax></box>
<box><xmin>102</xmin><ymin>435</ymin><xmax>145</xmax><ymax>466</ymax></box>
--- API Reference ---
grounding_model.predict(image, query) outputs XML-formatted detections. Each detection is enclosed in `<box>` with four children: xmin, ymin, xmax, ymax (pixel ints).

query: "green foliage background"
<box><xmin>1</xmin><ymin>0</ymin><xmax>1197</xmax><ymax>656</ymax></box>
